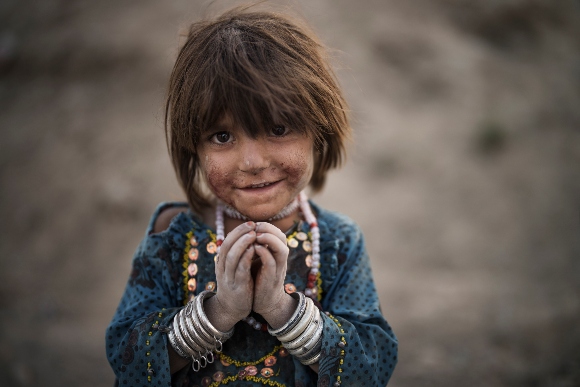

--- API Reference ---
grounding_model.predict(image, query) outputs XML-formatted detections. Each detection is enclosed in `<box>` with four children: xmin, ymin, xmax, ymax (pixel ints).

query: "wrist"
<box><xmin>204</xmin><ymin>295</ymin><xmax>242</xmax><ymax>332</ymax></box>
<box><xmin>261</xmin><ymin>292</ymin><xmax>298</xmax><ymax>330</ymax></box>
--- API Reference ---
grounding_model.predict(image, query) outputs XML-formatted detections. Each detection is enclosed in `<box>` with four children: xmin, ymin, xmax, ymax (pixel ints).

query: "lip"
<box><xmin>239</xmin><ymin>179</ymin><xmax>282</xmax><ymax>190</ymax></box>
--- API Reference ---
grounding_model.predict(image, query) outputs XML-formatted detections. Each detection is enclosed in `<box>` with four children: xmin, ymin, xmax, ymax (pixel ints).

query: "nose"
<box><xmin>238</xmin><ymin>137</ymin><xmax>270</xmax><ymax>174</ymax></box>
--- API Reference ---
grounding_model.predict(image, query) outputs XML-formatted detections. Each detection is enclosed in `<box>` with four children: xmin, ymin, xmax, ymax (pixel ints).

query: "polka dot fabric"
<box><xmin>106</xmin><ymin>202</ymin><xmax>397</xmax><ymax>386</ymax></box>
<box><xmin>315</xmin><ymin>212</ymin><xmax>398</xmax><ymax>386</ymax></box>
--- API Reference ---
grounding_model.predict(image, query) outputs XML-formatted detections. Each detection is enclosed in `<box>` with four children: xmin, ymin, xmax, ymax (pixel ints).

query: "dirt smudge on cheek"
<box><xmin>204</xmin><ymin>163</ymin><xmax>236</xmax><ymax>206</ymax></box>
<box><xmin>281</xmin><ymin>148</ymin><xmax>313</xmax><ymax>186</ymax></box>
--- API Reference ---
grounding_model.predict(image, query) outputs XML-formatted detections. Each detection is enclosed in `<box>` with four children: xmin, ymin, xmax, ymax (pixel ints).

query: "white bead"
<box><xmin>311</xmin><ymin>268</ymin><xmax>319</xmax><ymax>274</ymax></box>
<box><xmin>304</xmin><ymin>288</ymin><xmax>312</xmax><ymax>296</ymax></box>
<box><xmin>312</xmin><ymin>261</ymin><xmax>320</xmax><ymax>269</ymax></box>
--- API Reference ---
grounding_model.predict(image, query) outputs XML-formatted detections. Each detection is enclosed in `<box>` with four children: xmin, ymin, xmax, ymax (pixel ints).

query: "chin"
<box><xmin>243</xmin><ymin>207</ymin><xmax>279</xmax><ymax>221</ymax></box>
<box><xmin>238</xmin><ymin>199</ymin><xmax>294</xmax><ymax>221</ymax></box>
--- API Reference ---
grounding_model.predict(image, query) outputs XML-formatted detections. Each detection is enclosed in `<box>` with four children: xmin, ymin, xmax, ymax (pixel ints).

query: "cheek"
<box><xmin>279</xmin><ymin>146</ymin><xmax>314</xmax><ymax>184</ymax></box>
<box><xmin>201</xmin><ymin>158</ymin><xmax>231</xmax><ymax>196</ymax></box>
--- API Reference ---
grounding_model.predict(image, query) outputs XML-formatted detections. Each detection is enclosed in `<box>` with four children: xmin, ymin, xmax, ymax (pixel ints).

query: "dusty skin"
<box><xmin>1</xmin><ymin>1</ymin><xmax>580</xmax><ymax>386</ymax></box>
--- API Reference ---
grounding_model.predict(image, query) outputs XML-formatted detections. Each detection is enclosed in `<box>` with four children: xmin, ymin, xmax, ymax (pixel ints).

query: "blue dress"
<box><xmin>106</xmin><ymin>202</ymin><xmax>398</xmax><ymax>386</ymax></box>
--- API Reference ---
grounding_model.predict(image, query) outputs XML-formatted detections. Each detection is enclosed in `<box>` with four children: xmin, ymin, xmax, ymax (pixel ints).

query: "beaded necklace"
<box><xmin>215</xmin><ymin>191</ymin><xmax>321</xmax><ymax>330</ymax></box>
<box><xmin>222</xmin><ymin>197</ymin><xmax>300</xmax><ymax>222</ymax></box>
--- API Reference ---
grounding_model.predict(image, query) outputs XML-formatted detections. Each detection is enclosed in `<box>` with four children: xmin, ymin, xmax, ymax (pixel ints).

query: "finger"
<box><xmin>223</xmin><ymin>231</ymin><xmax>256</xmax><ymax>282</ymax></box>
<box><xmin>253</xmin><ymin>244</ymin><xmax>277</xmax><ymax>284</ymax></box>
<box><xmin>234</xmin><ymin>244</ymin><xmax>254</xmax><ymax>282</ymax></box>
<box><xmin>255</xmin><ymin>222</ymin><xmax>286</xmax><ymax>244</ymax></box>
<box><xmin>218</xmin><ymin>221</ymin><xmax>256</xmax><ymax>273</ymax></box>
<box><xmin>255</xmin><ymin>232</ymin><xmax>289</xmax><ymax>264</ymax></box>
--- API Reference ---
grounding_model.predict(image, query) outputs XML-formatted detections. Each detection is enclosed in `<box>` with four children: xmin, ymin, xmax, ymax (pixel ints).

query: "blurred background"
<box><xmin>1</xmin><ymin>0</ymin><xmax>579</xmax><ymax>386</ymax></box>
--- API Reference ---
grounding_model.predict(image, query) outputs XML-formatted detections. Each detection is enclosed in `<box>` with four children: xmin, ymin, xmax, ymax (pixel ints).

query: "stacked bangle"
<box><xmin>167</xmin><ymin>290</ymin><xmax>234</xmax><ymax>371</ymax></box>
<box><xmin>268</xmin><ymin>292</ymin><xmax>324</xmax><ymax>365</ymax></box>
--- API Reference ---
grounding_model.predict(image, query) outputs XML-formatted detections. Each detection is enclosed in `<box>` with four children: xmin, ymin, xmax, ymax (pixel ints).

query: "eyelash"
<box><xmin>270</xmin><ymin>126</ymin><xmax>289</xmax><ymax>137</ymax></box>
<box><xmin>206</xmin><ymin>126</ymin><xmax>290</xmax><ymax>145</ymax></box>
<box><xmin>208</xmin><ymin>131</ymin><xmax>233</xmax><ymax>145</ymax></box>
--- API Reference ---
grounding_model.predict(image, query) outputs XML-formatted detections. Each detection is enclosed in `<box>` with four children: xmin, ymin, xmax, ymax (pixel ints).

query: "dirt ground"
<box><xmin>1</xmin><ymin>0</ymin><xmax>580</xmax><ymax>386</ymax></box>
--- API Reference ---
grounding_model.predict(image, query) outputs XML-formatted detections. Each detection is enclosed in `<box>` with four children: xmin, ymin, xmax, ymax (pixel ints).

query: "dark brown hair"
<box><xmin>165</xmin><ymin>6</ymin><xmax>351</xmax><ymax>213</ymax></box>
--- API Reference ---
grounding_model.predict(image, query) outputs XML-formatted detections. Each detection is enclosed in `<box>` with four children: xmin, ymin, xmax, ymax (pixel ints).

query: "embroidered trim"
<box><xmin>218</xmin><ymin>345</ymin><xmax>283</xmax><ymax>367</ymax></box>
<box><xmin>327</xmin><ymin>313</ymin><xmax>346</xmax><ymax>386</ymax></box>
<box><xmin>316</xmin><ymin>271</ymin><xmax>323</xmax><ymax>302</ymax></box>
<box><xmin>244</xmin><ymin>375</ymin><xmax>287</xmax><ymax>386</ymax></box>
<box><xmin>182</xmin><ymin>229</ymin><xmax>219</xmax><ymax>304</ymax></box>
<box><xmin>207</xmin><ymin>229</ymin><xmax>217</xmax><ymax>242</ymax></box>
<box><xmin>182</xmin><ymin>231</ymin><xmax>194</xmax><ymax>305</ymax></box>
<box><xmin>146</xmin><ymin>310</ymin><xmax>165</xmax><ymax>383</ymax></box>
<box><xmin>209</xmin><ymin>375</ymin><xmax>287</xmax><ymax>387</ymax></box>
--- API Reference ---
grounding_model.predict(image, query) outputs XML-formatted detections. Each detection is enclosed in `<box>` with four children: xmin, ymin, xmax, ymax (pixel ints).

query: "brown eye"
<box><xmin>271</xmin><ymin>125</ymin><xmax>287</xmax><ymax>136</ymax></box>
<box><xmin>212</xmin><ymin>132</ymin><xmax>231</xmax><ymax>144</ymax></box>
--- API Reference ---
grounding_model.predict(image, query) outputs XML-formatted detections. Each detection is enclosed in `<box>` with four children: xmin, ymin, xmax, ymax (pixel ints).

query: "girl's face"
<box><xmin>197</xmin><ymin>116</ymin><xmax>314</xmax><ymax>221</ymax></box>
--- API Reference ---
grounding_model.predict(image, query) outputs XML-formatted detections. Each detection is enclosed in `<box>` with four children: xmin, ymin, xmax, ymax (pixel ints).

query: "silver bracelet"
<box><xmin>168</xmin><ymin>323</ymin><xmax>192</xmax><ymax>359</ymax></box>
<box><xmin>171</xmin><ymin>317</ymin><xmax>199</xmax><ymax>357</ymax></box>
<box><xmin>268</xmin><ymin>292</ymin><xmax>306</xmax><ymax>337</ymax></box>
<box><xmin>195</xmin><ymin>291</ymin><xmax>234</xmax><ymax>341</ymax></box>
<box><xmin>190</xmin><ymin>301</ymin><xmax>219</xmax><ymax>347</ymax></box>
<box><xmin>178</xmin><ymin>309</ymin><xmax>210</xmax><ymax>353</ymax></box>
<box><xmin>167</xmin><ymin>292</ymin><xmax>235</xmax><ymax>371</ymax></box>
<box><xmin>283</xmin><ymin>309</ymin><xmax>321</xmax><ymax>351</ymax></box>
<box><xmin>294</xmin><ymin>314</ymin><xmax>324</xmax><ymax>357</ymax></box>
<box><xmin>277</xmin><ymin>297</ymin><xmax>315</xmax><ymax>343</ymax></box>
<box><xmin>300</xmin><ymin>348</ymin><xmax>322</xmax><ymax>365</ymax></box>
<box><xmin>183</xmin><ymin>308</ymin><xmax>215</xmax><ymax>350</ymax></box>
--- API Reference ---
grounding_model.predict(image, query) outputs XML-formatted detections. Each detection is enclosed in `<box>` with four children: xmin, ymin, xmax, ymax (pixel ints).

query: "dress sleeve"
<box><xmin>315</xmin><ymin>217</ymin><xmax>398</xmax><ymax>387</ymax></box>
<box><xmin>106</xmin><ymin>207</ymin><xmax>188</xmax><ymax>387</ymax></box>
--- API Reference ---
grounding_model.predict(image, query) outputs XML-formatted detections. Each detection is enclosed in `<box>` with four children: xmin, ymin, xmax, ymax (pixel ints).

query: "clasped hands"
<box><xmin>205</xmin><ymin>221</ymin><xmax>297</xmax><ymax>332</ymax></box>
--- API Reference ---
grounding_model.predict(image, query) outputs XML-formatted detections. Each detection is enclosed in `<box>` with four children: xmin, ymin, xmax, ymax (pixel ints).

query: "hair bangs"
<box><xmin>200</xmin><ymin>29</ymin><xmax>314</xmax><ymax>138</ymax></box>
<box><xmin>165</xmin><ymin>8</ymin><xmax>351</xmax><ymax>211</ymax></box>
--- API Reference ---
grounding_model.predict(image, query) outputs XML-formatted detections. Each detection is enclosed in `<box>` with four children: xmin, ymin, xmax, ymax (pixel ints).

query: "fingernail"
<box><xmin>256</xmin><ymin>232</ymin><xmax>263</xmax><ymax>237</ymax></box>
<box><xmin>246</xmin><ymin>221</ymin><xmax>254</xmax><ymax>227</ymax></box>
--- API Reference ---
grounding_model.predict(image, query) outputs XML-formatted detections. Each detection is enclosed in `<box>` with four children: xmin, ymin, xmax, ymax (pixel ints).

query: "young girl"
<box><xmin>107</xmin><ymin>7</ymin><xmax>397</xmax><ymax>387</ymax></box>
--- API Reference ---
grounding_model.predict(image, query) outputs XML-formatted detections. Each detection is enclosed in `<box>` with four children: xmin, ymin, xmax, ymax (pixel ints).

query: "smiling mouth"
<box><xmin>250</xmin><ymin>182</ymin><xmax>273</xmax><ymax>188</ymax></box>
<box><xmin>244</xmin><ymin>180</ymin><xmax>280</xmax><ymax>189</ymax></box>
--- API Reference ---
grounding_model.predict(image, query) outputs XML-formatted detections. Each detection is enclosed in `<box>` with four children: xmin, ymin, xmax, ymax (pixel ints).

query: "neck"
<box><xmin>223</xmin><ymin>210</ymin><xmax>301</xmax><ymax>234</ymax></box>
<box><xmin>219</xmin><ymin>196</ymin><xmax>302</xmax><ymax>233</ymax></box>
